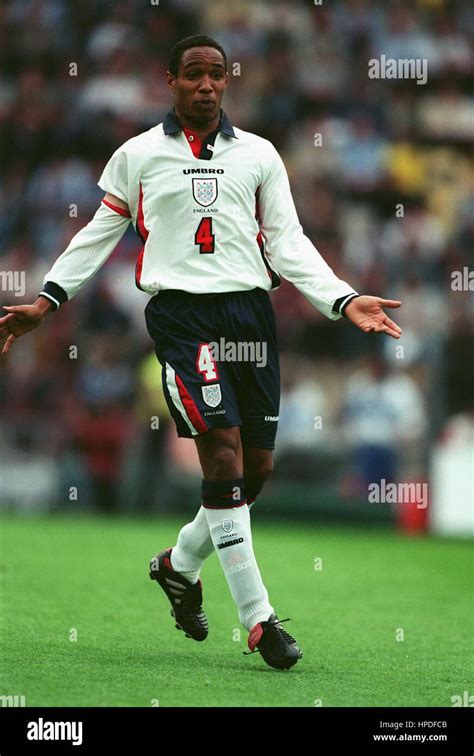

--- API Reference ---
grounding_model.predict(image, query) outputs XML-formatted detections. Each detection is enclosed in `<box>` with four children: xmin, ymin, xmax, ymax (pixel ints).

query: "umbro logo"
<box><xmin>217</xmin><ymin>537</ymin><xmax>244</xmax><ymax>550</ymax></box>
<box><xmin>183</xmin><ymin>168</ymin><xmax>224</xmax><ymax>174</ymax></box>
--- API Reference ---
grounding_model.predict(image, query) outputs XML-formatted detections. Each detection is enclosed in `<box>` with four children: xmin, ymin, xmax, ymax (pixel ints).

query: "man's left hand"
<box><xmin>344</xmin><ymin>296</ymin><xmax>402</xmax><ymax>340</ymax></box>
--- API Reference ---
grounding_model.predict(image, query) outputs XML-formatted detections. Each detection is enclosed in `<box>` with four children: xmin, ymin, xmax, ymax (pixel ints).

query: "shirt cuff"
<box><xmin>39</xmin><ymin>281</ymin><xmax>69</xmax><ymax>311</ymax></box>
<box><xmin>332</xmin><ymin>293</ymin><xmax>359</xmax><ymax>317</ymax></box>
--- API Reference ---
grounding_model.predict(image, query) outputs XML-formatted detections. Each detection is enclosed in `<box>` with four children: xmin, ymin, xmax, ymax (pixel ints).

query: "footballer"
<box><xmin>0</xmin><ymin>36</ymin><xmax>402</xmax><ymax>670</ymax></box>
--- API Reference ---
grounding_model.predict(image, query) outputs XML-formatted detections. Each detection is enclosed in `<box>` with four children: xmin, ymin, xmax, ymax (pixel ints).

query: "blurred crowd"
<box><xmin>0</xmin><ymin>0</ymin><xmax>472</xmax><ymax>512</ymax></box>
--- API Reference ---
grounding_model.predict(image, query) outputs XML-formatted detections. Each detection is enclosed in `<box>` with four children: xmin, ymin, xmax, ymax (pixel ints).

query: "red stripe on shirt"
<box><xmin>135</xmin><ymin>183</ymin><xmax>149</xmax><ymax>289</ymax></box>
<box><xmin>137</xmin><ymin>182</ymin><xmax>149</xmax><ymax>241</ymax></box>
<box><xmin>101</xmin><ymin>199</ymin><xmax>131</xmax><ymax>218</ymax></box>
<box><xmin>255</xmin><ymin>188</ymin><xmax>272</xmax><ymax>281</ymax></box>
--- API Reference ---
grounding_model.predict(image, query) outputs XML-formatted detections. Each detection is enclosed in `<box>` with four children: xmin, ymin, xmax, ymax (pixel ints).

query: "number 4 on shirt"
<box><xmin>195</xmin><ymin>218</ymin><xmax>215</xmax><ymax>254</ymax></box>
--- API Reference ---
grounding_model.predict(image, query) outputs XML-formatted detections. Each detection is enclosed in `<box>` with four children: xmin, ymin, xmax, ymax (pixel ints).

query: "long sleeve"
<box><xmin>41</xmin><ymin>201</ymin><xmax>131</xmax><ymax>306</ymax></box>
<box><xmin>257</xmin><ymin>144</ymin><xmax>356</xmax><ymax>320</ymax></box>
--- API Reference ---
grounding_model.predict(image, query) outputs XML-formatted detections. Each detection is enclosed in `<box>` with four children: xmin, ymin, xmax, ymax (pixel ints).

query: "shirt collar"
<box><xmin>163</xmin><ymin>108</ymin><xmax>236</xmax><ymax>138</ymax></box>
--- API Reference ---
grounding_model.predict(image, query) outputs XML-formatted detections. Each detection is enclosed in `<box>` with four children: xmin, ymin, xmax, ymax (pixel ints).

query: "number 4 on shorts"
<box><xmin>195</xmin><ymin>218</ymin><xmax>215</xmax><ymax>254</ymax></box>
<box><xmin>197</xmin><ymin>343</ymin><xmax>219</xmax><ymax>381</ymax></box>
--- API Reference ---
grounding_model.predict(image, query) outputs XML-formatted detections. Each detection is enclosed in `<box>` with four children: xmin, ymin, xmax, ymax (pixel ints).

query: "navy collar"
<box><xmin>163</xmin><ymin>108</ymin><xmax>236</xmax><ymax>138</ymax></box>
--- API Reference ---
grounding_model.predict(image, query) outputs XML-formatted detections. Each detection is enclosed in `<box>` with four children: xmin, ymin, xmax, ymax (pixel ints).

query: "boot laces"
<box><xmin>243</xmin><ymin>617</ymin><xmax>295</xmax><ymax>656</ymax></box>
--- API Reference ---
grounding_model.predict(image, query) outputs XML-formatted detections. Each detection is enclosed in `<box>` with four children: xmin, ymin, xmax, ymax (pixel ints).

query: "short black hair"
<box><xmin>168</xmin><ymin>35</ymin><xmax>227</xmax><ymax>76</ymax></box>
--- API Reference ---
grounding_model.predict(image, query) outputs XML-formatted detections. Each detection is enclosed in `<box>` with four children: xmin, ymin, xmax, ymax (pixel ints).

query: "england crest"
<box><xmin>221</xmin><ymin>519</ymin><xmax>233</xmax><ymax>533</ymax></box>
<box><xmin>202</xmin><ymin>383</ymin><xmax>222</xmax><ymax>407</ymax></box>
<box><xmin>192</xmin><ymin>178</ymin><xmax>218</xmax><ymax>207</ymax></box>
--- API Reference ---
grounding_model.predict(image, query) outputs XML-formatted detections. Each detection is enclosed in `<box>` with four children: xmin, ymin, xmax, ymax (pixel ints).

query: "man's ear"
<box><xmin>165</xmin><ymin>71</ymin><xmax>175</xmax><ymax>92</ymax></box>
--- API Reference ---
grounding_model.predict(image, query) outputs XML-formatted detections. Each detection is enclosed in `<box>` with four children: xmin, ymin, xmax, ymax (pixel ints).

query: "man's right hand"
<box><xmin>0</xmin><ymin>297</ymin><xmax>53</xmax><ymax>355</ymax></box>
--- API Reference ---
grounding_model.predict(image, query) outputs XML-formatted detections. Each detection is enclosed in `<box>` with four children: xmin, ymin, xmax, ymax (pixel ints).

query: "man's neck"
<box><xmin>174</xmin><ymin>108</ymin><xmax>221</xmax><ymax>140</ymax></box>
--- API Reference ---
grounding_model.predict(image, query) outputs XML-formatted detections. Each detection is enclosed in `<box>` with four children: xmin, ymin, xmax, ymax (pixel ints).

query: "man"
<box><xmin>0</xmin><ymin>35</ymin><xmax>402</xmax><ymax>670</ymax></box>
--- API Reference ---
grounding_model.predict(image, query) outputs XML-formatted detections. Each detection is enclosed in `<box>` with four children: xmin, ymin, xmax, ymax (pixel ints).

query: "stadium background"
<box><xmin>0</xmin><ymin>0</ymin><xmax>472</xmax><ymax>709</ymax></box>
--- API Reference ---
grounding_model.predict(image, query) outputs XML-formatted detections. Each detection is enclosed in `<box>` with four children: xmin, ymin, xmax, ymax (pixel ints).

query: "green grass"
<box><xmin>0</xmin><ymin>513</ymin><xmax>472</xmax><ymax>707</ymax></box>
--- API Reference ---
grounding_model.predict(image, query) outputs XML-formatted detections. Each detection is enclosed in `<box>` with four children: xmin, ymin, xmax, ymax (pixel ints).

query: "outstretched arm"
<box><xmin>257</xmin><ymin>145</ymin><xmax>402</xmax><ymax>337</ymax></box>
<box><xmin>257</xmin><ymin>145</ymin><xmax>357</xmax><ymax>320</ymax></box>
<box><xmin>0</xmin><ymin>193</ymin><xmax>130</xmax><ymax>355</ymax></box>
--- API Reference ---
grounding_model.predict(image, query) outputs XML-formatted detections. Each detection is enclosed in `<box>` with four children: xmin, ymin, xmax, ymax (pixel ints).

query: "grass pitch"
<box><xmin>0</xmin><ymin>513</ymin><xmax>472</xmax><ymax>707</ymax></box>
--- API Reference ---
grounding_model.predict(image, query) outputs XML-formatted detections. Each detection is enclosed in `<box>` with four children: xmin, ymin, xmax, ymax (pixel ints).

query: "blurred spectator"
<box><xmin>62</xmin><ymin>323</ymin><xmax>136</xmax><ymax>512</ymax></box>
<box><xmin>341</xmin><ymin>354</ymin><xmax>427</xmax><ymax>491</ymax></box>
<box><xmin>66</xmin><ymin>399</ymin><xmax>135</xmax><ymax>513</ymax></box>
<box><xmin>338</xmin><ymin>113</ymin><xmax>389</xmax><ymax>193</ymax></box>
<box><xmin>132</xmin><ymin>350</ymin><xmax>173</xmax><ymax>511</ymax></box>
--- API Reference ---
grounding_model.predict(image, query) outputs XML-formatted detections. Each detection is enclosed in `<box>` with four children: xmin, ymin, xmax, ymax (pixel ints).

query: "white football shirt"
<box><xmin>42</xmin><ymin>110</ymin><xmax>356</xmax><ymax>319</ymax></box>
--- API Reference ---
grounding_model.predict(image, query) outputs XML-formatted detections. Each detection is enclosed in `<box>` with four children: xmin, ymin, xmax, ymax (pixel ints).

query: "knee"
<box><xmin>246</xmin><ymin>458</ymin><xmax>273</xmax><ymax>495</ymax></box>
<box><xmin>208</xmin><ymin>442</ymin><xmax>241</xmax><ymax>479</ymax></box>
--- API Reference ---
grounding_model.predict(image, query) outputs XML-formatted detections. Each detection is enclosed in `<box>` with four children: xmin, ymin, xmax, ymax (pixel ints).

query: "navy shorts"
<box><xmin>144</xmin><ymin>288</ymin><xmax>280</xmax><ymax>449</ymax></box>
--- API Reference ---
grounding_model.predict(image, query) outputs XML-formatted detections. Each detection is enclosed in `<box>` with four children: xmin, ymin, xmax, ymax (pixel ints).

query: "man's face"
<box><xmin>166</xmin><ymin>46</ymin><xmax>228</xmax><ymax>126</ymax></box>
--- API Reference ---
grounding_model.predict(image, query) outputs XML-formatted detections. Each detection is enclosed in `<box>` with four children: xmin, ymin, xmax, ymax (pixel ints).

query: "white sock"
<box><xmin>204</xmin><ymin>503</ymin><xmax>273</xmax><ymax>630</ymax></box>
<box><xmin>170</xmin><ymin>506</ymin><xmax>213</xmax><ymax>584</ymax></box>
<box><xmin>170</xmin><ymin>498</ymin><xmax>257</xmax><ymax>584</ymax></box>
